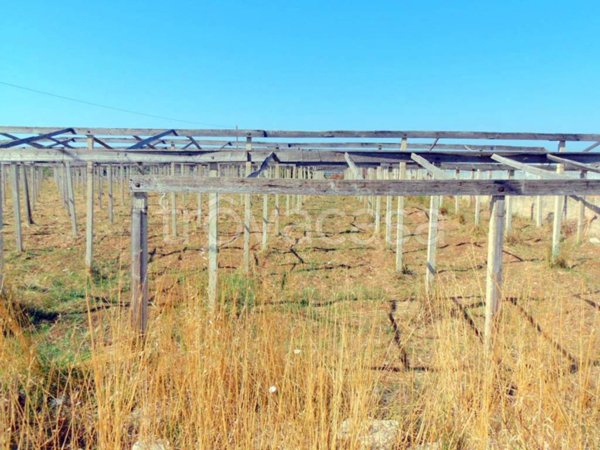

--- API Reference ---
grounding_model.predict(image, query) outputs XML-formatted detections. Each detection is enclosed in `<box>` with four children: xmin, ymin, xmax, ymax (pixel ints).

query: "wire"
<box><xmin>0</xmin><ymin>80</ymin><xmax>227</xmax><ymax>128</ymax></box>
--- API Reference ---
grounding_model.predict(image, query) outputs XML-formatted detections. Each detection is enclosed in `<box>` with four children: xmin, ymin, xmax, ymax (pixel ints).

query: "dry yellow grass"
<box><xmin>0</xmin><ymin>179</ymin><xmax>598</xmax><ymax>448</ymax></box>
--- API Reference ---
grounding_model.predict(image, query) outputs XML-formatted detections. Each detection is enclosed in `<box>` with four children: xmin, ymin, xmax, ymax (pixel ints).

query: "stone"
<box><xmin>131</xmin><ymin>439</ymin><xmax>169</xmax><ymax>450</ymax></box>
<box><xmin>338</xmin><ymin>419</ymin><xmax>399</xmax><ymax>450</ymax></box>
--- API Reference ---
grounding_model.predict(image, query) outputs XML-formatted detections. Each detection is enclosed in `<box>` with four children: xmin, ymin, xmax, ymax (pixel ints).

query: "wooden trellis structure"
<box><xmin>1</xmin><ymin>126</ymin><xmax>600</xmax><ymax>348</ymax></box>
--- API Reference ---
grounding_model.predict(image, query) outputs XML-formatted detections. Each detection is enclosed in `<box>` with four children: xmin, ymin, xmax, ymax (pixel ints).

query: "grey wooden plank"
<box><xmin>129</xmin><ymin>176</ymin><xmax>600</xmax><ymax>197</ymax></box>
<box><xmin>3</xmin><ymin>126</ymin><xmax>600</xmax><ymax>141</ymax></box>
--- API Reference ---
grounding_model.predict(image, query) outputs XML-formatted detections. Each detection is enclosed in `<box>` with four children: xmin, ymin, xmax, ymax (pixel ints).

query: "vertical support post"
<box><xmin>535</xmin><ymin>196</ymin><xmax>543</xmax><ymax>227</ymax></box>
<box><xmin>474</xmin><ymin>170</ymin><xmax>481</xmax><ymax>226</ymax></box>
<box><xmin>170</xmin><ymin>162</ymin><xmax>177</xmax><ymax>238</ymax></box>
<box><xmin>207</xmin><ymin>166</ymin><xmax>219</xmax><ymax>309</ymax></box>
<box><xmin>262</xmin><ymin>194</ymin><xmax>269</xmax><ymax>251</ymax></box>
<box><xmin>130</xmin><ymin>192</ymin><xmax>149</xmax><ymax>334</ymax></box>
<box><xmin>0</xmin><ymin>164</ymin><xmax>6</xmax><ymax>207</ymax></box>
<box><xmin>120</xmin><ymin>165</ymin><xmax>125</xmax><ymax>205</ymax></box>
<box><xmin>196</xmin><ymin>165</ymin><xmax>203</xmax><ymax>227</ymax></box>
<box><xmin>274</xmin><ymin>164</ymin><xmax>280</xmax><ymax>235</ymax></box>
<box><xmin>505</xmin><ymin>170</ymin><xmax>514</xmax><ymax>233</ymax></box>
<box><xmin>395</xmin><ymin>159</ymin><xmax>407</xmax><ymax>273</ymax></box>
<box><xmin>11</xmin><ymin>164</ymin><xmax>23</xmax><ymax>253</ymax></box>
<box><xmin>384</xmin><ymin>167</ymin><xmax>393</xmax><ymax>247</ymax></box>
<box><xmin>374</xmin><ymin>166</ymin><xmax>382</xmax><ymax>235</ymax></box>
<box><xmin>65</xmin><ymin>162</ymin><xmax>78</xmax><ymax>237</ymax></box>
<box><xmin>107</xmin><ymin>166</ymin><xmax>114</xmax><ymax>224</ymax></box>
<box><xmin>97</xmin><ymin>166</ymin><xmax>103</xmax><ymax>206</ymax></box>
<box><xmin>425</xmin><ymin>194</ymin><xmax>440</xmax><ymax>296</ymax></box>
<box><xmin>484</xmin><ymin>195</ymin><xmax>506</xmax><ymax>351</ymax></box>
<box><xmin>22</xmin><ymin>165</ymin><xmax>34</xmax><ymax>226</ymax></box>
<box><xmin>243</xmin><ymin>158</ymin><xmax>252</xmax><ymax>273</ymax></box>
<box><xmin>551</xmin><ymin>140</ymin><xmax>566</xmax><ymax>263</ymax></box>
<box><xmin>85</xmin><ymin>136</ymin><xmax>95</xmax><ymax>273</ymax></box>
<box><xmin>576</xmin><ymin>170</ymin><xmax>587</xmax><ymax>244</ymax></box>
<box><xmin>454</xmin><ymin>169</ymin><xmax>460</xmax><ymax>214</ymax></box>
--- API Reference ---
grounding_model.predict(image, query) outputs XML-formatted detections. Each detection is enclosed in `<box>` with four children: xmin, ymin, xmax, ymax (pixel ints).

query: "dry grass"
<box><xmin>0</xmin><ymin>180</ymin><xmax>598</xmax><ymax>448</ymax></box>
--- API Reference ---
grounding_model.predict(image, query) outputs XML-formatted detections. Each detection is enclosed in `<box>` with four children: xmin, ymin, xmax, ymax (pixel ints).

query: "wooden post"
<box><xmin>22</xmin><ymin>165</ymin><xmax>34</xmax><ymax>226</ymax></box>
<box><xmin>396</xmin><ymin>161</ymin><xmax>407</xmax><ymax>272</ymax></box>
<box><xmin>97</xmin><ymin>166</ymin><xmax>103</xmax><ymax>206</ymax></box>
<box><xmin>170</xmin><ymin>162</ymin><xmax>177</xmax><ymax>238</ymax></box>
<box><xmin>107</xmin><ymin>166</ymin><xmax>114</xmax><ymax>224</ymax></box>
<box><xmin>454</xmin><ymin>169</ymin><xmax>460</xmax><ymax>214</ymax></box>
<box><xmin>130</xmin><ymin>192</ymin><xmax>149</xmax><ymax>334</ymax></box>
<box><xmin>274</xmin><ymin>164</ymin><xmax>280</xmax><ymax>235</ymax></box>
<box><xmin>196</xmin><ymin>165</ymin><xmax>203</xmax><ymax>227</ymax></box>
<box><xmin>576</xmin><ymin>170</ymin><xmax>587</xmax><ymax>244</ymax></box>
<box><xmin>262</xmin><ymin>194</ymin><xmax>269</xmax><ymax>251</ymax></box>
<box><xmin>535</xmin><ymin>196</ymin><xmax>543</xmax><ymax>227</ymax></box>
<box><xmin>65</xmin><ymin>162</ymin><xmax>78</xmax><ymax>237</ymax></box>
<box><xmin>374</xmin><ymin>166</ymin><xmax>382</xmax><ymax>235</ymax></box>
<box><xmin>505</xmin><ymin>170</ymin><xmax>514</xmax><ymax>233</ymax></box>
<box><xmin>243</xmin><ymin>160</ymin><xmax>252</xmax><ymax>273</ymax></box>
<box><xmin>425</xmin><ymin>194</ymin><xmax>440</xmax><ymax>296</ymax></box>
<box><xmin>120</xmin><ymin>165</ymin><xmax>125</xmax><ymax>205</ymax></box>
<box><xmin>207</xmin><ymin>166</ymin><xmax>219</xmax><ymax>309</ymax></box>
<box><xmin>0</xmin><ymin>165</ymin><xmax>5</xmax><ymax>207</ymax></box>
<box><xmin>484</xmin><ymin>196</ymin><xmax>506</xmax><ymax>351</ymax></box>
<box><xmin>551</xmin><ymin>140</ymin><xmax>566</xmax><ymax>263</ymax></box>
<box><xmin>85</xmin><ymin>137</ymin><xmax>95</xmax><ymax>272</ymax></box>
<box><xmin>385</xmin><ymin>167</ymin><xmax>393</xmax><ymax>247</ymax></box>
<box><xmin>11</xmin><ymin>164</ymin><xmax>23</xmax><ymax>253</ymax></box>
<box><xmin>474</xmin><ymin>170</ymin><xmax>481</xmax><ymax>226</ymax></box>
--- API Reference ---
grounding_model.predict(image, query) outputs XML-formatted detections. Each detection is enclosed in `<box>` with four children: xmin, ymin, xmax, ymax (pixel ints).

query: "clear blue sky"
<box><xmin>1</xmin><ymin>1</ymin><xmax>599</xmax><ymax>133</ymax></box>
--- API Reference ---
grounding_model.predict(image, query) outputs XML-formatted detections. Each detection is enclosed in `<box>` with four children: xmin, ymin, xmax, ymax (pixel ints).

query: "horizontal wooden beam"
<box><xmin>130</xmin><ymin>176</ymin><xmax>600</xmax><ymax>197</ymax></box>
<box><xmin>546</xmin><ymin>154</ymin><xmax>600</xmax><ymax>175</ymax></box>
<box><xmin>1</xmin><ymin>148</ymin><xmax>600</xmax><ymax>168</ymax></box>
<box><xmin>2</xmin><ymin>126</ymin><xmax>600</xmax><ymax>141</ymax></box>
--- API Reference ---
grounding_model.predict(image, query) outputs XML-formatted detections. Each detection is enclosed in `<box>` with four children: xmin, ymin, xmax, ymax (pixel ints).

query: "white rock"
<box><xmin>132</xmin><ymin>440</ymin><xmax>168</xmax><ymax>450</ymax></box>
<box><xmin>589</xmin><ymin>237</ymin><xmax>600</xmax><ymax>245</ymax></box>
<box><xmin>338</xmin><ymin>419</ymin><xmax>399</xmax><ymax>450</ymax></box>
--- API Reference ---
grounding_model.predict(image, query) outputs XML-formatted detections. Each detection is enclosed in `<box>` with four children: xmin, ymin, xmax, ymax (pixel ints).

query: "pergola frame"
<box><xmin>1</xmin><ymin>125</ymin><xmax>599</xmax><ymax>350</ymax></box>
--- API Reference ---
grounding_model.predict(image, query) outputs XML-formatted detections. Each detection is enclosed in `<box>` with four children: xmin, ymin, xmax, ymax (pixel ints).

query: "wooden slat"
<box><xmin>546</xmin><ymin>154</ymin><xmax>600</xmax><ymax>175</ymax></box>
<box><xmin>3</xmin><ymin>126</ymin><xmax>600</xmax><ymax>141</ymax></box>
<box><xmin>129</xmin><ymin>177</ymin><xmax>600</xmax><ymax>197</ymax></box>
<box><xmin>410</xmin><ymin>153</ymin><xmax>449</xmax><ymax>179</ymax></box>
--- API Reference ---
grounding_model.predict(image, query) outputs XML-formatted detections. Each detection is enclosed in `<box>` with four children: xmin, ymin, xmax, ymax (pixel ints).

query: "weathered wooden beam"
<box><xmin>551</xmin><ymin>141</ymin><xmax>566</xmax><ymax>263</ymax></box>
<box><xmin>4</xmin><ymin>126</ymin><xmax>600</xmax><ymax>141</ymax></box>
<box><xmin>547</xmin><ymin>154</ymin><xmax>600</xmax><ymax>175</ymax></box>
<box><xmin>410</xmin><ymin>153</ymin><xmax>449</xmax><ymax>180</ymax></box>
<box><xmin>130</xmin><ymin>191</ymin><xmax>149</xmax><ymax>334</ymax></box>
<box><xmin>65</xmin><ymin>162</ymin><xmax>78</xmax><ymax>237</ymax></box>
<box><xmin>85</xmin><ymin>138</ymin><xmax>95</xmax><ymax>272</ymax></box>
<box><xmin>207</xmin><ymin>166</ymin><xmax>219</xmax><ymax>309</ymax></box>
<box><xmin>344</xmin><ymin>152</ymin><xmax>364</xmax><ymax>179</ymax></box>
<box><xmin>11</xmin><ymin>164</ymin><xmax>23</xmax><ymax>253</ymax></box>
<box><xmin>21</xmin><ymin>165</ymin><xmax>34</xmax><ymax>226</ymax></box>
<box><xmin>170</xmin><ymin>162</ymin><xmax>177</xmax><ymax>238</ymax></box>
<box><xmin>395</xmin><ymin>160</ymin><xmax>407</xmax><ymax>272</ymax></box>
<box><xmin>484</xmin><ymin>196</ymin><xmax>505</xmax><ymax>351</ymax></box>
<box><xmin>130</xmin><ymin>177</ymin><xmax>600</xmax><ymax>197</ymax></box>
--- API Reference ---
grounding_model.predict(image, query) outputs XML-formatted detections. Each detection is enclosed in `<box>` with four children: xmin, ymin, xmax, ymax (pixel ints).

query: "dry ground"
<box><xmin>0</xmin><ymin>175</ymin><xmax>598</xmax><ymax>449</ymax></box>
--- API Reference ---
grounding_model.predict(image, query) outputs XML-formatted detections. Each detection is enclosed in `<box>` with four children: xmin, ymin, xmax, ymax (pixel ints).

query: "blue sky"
<box><xmin>1</xmin><ymin>1</ymin><xmax>600</xmax><ymax>133</ymax></box>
